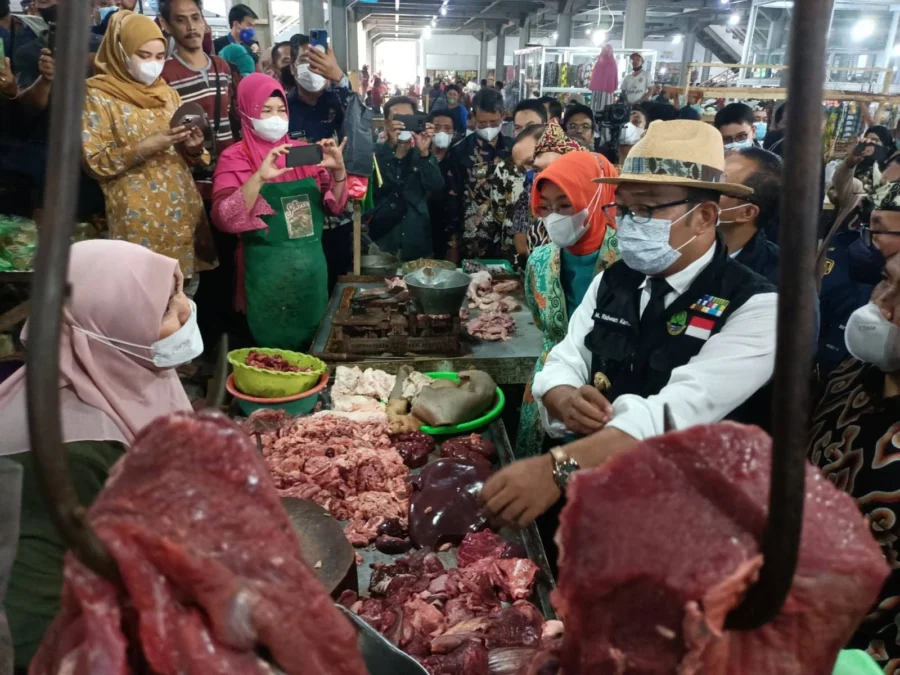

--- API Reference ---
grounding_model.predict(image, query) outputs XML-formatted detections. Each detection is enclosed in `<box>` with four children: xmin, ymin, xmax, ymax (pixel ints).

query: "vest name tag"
<box><xmin>596</xmin><ymin>312</ymin><xmax>631</xmax><ymax>327</ymax></box>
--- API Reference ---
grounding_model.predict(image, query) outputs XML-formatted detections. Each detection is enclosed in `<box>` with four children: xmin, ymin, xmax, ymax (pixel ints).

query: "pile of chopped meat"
<box><xmin>245</xmin><ymin>349</ymin><xmax>313</xmax><ymax>372</ymax></box>
<box><xmin>466</xmin><ymin>271</ymin><xmax>522</xmax><ymax>313</ymax></box>
<box><xmin>31</xmin><ymin>412</ymin><xmax>367</xmax><ymax>675</ymax></box>
<box><xmin>466</xmin><ymin>313</ymin><xmax>517</xmax><ymax>341</ymax></box>
<box><xmin>544</xmin><ymin>423</ymin><xmax>890</xmax><ymax>675</ymax></box>
<box><xmin>339</xmin><ymin>536</ymin><xmax>546</xmax><ymax>675</ymax></box>
<box><xmin>257</xmin><ymin>411</ymin><xmax>410</xmax><ymax>548</ymax></box>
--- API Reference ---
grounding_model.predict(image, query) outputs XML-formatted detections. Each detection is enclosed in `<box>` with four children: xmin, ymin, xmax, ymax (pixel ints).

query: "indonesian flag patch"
<box><xmin>685</xmin><ymin>315</ymin><xmax>715</xmax><ymax>341</ymax></box>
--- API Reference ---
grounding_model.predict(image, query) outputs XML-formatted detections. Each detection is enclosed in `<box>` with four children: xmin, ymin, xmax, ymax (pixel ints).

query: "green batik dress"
<box><xmin>516</xmin><ymin>228</ymin><xmax>619</xmax><ymax>458</ymax></box>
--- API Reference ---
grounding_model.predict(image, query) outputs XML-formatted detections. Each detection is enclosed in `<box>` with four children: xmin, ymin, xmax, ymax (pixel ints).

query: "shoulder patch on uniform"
<box><xmin>824</xmin><ymin>258</ymin><xmax>834</xmax><ymax>275</ymax></box>
<box><xmin>690</xmin><ymin>294</ymin><xmax>730</xmax><ymax>317</ymax></box>
<box><xmin>667</xmin><ymin>310</ymin><xmax>687</xmax><ymax>336</ymax></box>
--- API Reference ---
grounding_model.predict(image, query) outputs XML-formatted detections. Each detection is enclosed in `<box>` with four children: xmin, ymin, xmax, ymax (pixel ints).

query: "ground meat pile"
<box><xmin>339</xmin><ymin>536</ymin><xmax>547</xmax><ymax>675</ymax></box>
<box><xmin>466</xmin><ymin>313</ymin><xmax>517</xmax><ymax>341</ymax></box>
<box><xmin>257</xmin><ymin>412</ymin><xmax>410</xmax><ymax>548</ymax></box>
<box><xmin>245</xmin><ymin>350</ymin><xmax>313</xmax><ymax>372</ymax></box>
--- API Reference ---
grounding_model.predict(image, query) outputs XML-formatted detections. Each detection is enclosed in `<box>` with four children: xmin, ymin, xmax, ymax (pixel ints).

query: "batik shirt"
<box><xmin>808</xmin><ymin>357</ymin><xmax>900</xmax><ymax>668</ymax></box>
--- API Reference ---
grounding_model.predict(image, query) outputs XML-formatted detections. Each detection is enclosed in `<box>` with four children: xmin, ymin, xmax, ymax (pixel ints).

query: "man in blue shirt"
<box><xmin>213</xmin><ymin>3</ymin><xmax>257</xmax><ymax>55</ymax></box>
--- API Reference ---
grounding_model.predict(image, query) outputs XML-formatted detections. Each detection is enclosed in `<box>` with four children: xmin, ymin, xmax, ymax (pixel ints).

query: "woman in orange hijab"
<box><xmin>518</xmin><ymin>150</ymin><xmax>619</xmax><ymax>458</ymax></box>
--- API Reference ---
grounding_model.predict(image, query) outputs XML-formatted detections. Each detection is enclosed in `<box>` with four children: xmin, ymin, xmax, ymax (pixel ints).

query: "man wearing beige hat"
<box><xmin>481</xmin><ymin>120</ymin><xmax>778</xmax><ymax>531</ymax></box>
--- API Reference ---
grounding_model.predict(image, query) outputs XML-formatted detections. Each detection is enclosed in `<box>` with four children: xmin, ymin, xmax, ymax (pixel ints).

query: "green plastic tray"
<box><xmin>228</xmin><ymin>348</ymin><xmax>326</xmax><ymax>399</ymax></box>
<box><xmin>418</xmin><ymin>372</ymin><xmax>505</xmax><ymax>435</ymax></box>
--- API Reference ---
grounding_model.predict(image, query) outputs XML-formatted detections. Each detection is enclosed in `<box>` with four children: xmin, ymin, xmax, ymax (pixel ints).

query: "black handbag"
<box><xmin>363</xmin><ymin>188</ymin><xmax>407</xmax><ymax>241</ymax></box>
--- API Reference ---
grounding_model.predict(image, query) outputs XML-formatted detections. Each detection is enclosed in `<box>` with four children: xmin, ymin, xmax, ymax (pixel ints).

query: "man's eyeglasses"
<box><xmin>603</xmin><ymin>198</ymin><xmax>698</xmax><ymax>224</ymax></box>
<box><xmin>721</xmin><ymin>132</ymin><xmax>751</xmax><ymax>145</ymax></box>
<box><xmin>862</xmin><ymin>225</ymin><xmax>900</xmax><ymax>247</ymax></box>
<box><xmin>566</xmin><ymin>123</ymin><xmax>593</xmax><ymax>134</ymax></box>
<box><xmin>475</xmin><ymin>120</ymin><xmax>503</xmax><ymax>130</ymax></box>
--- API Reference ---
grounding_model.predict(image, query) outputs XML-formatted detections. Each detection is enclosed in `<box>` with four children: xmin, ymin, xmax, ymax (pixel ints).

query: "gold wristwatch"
<box><xmin>550</xmin><ymin>446</ymin><xmax>580</xmax><ymax>491</ymax></box>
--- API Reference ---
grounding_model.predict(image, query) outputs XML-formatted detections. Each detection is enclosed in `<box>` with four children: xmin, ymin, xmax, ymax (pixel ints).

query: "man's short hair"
<box><xmin>0</xmin><ymin>0</ymin><xmax>12</xmax><ymax>19</ymax></box>
<box><xmin>514</xmin><ymin>123</ymin><xmax>546</xmax><ymax>145</ymax></box>
<box><xmin>472</xmin><ymin>88</ymin><xmax>504</xmax><ymax>115</ymax></box>
<box><xmin>158</xmin><ymin>0</ymin><xmax>203</xmax><ymax>21</ymax></box>
<box><xmin>480</xmin><ymin>79</ymin><xmax>488</xmax><ymax>87</ymax></box>
<box><xmin>677</xmin><ymin>105</ymin><xmax>701</xmax><ymax>121</ymax></box>
<box><xmin>272</xmin><ymin>41</ymin><xmax>291</xmax><ymax>59</ymax></box>
<box><xmin>774</xmin><ymin>102</ymin><xmax>787</xmax><ymax>128</ymax></box>
<box><xmin>735</xmin><ymin>147</ymin><xmax>783</xmax><ymax>228</ymax></box>
<box><xmin>513</xmin><ymin>99</ymin><xmax>548</xmax><ymax>124</ymax></box>
<box><xmin>686</xmin><ymin>187</ymin><xmax>722</xmax><ymax>205</ymax></box>
<box><xmin>228</xmin><ymin>3</ymin><xmax>258</xmax><ymax>27</ymax></box>
<box><xmin>714</xmin><ymin>102</ymin><xmax>755</xmax><ymax>130</ymax></box>
<box><xmin>429</xmin><ymin>108</ymin><xmax>455</xmax><ymax>130</ymax></box>
<box><xmin>538</xmin><ymin>95</ymin><xmax>563</xmax><ymax>121</ymax></box>
<box><xmin>563</xmin><ymin>103</ymin><xmax>595</xmax><ymax>130</ymax></box>
<box><xmin>445</xmin><ymin>84</ymin><xmax>462</xmax><ymax>96</ymax></box>
<box><xmin>643</xmin><ymin>102</ymin><xmax>678</xmax><ymax>124</ymax></box>
<box><xmin>496</xmin><ymin>81</ymin><xmax>504</xmax><ymax>89</ymax></box>
<box><xmin>384</xmin><ymin>96</ymin><xmax>418</xmax><ymax>118</ymax></box>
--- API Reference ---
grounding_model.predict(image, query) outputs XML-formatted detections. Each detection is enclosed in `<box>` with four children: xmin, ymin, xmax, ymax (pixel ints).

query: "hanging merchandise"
<box><xmin>560</xmin><ymin>63</ymin><xmax>569</xmax><ymax>88</ymax></box>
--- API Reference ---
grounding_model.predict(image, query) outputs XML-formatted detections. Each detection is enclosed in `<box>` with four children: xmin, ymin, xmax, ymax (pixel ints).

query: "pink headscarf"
<box><xmin>214</xmin><ymin>73</ymin><xmax>318</xmax><ymax>193</ymax></box>
<box><xmin>0</xmin><ymin>240</ymin><xmax>192</xmax><ymax>455</ymax></box>
<box><xmin>590</xmin><ymin>44</ymin><xmax>618</xmax><ymax>95</ymax></box>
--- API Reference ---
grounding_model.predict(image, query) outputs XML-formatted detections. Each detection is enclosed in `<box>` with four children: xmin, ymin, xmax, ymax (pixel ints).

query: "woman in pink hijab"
<box><xmin>212</xmin><ymin>73</ymin><xmax>348</xmax><ymax>351</ymax></box>
<box><xmin>589</xmin><ymin>44</ymin><xmax>619</xmax><ymax>113</ymax></box>
<box><xmin>0</xmin><ymin>239</ymin><xmax>198</xmax><ymax>668</ymax></box>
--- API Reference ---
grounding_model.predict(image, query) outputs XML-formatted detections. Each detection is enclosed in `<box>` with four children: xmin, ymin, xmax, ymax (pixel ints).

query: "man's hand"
<box><xmin>0</xmin><ymin>58</ymin><xmax>16</xmax><ymax>98</ymax></box>
<box><xmin>413</xmin><ymin>122</ymin><xmax>434</xmax><ymax>157</ymax></box>
<box><xmin>38</xmin><ymin>48</ymin><xmax>55</xmax><ymax>83</ymax></box>
<box><xmin>480</xmin><ymin>454</ymin><xmax>560</xmax><ymax>528</ymax></box>
<box><xmin>136</xmin><ymin>126</ymin><xmax>192</xmax><ymax>158</ymax></box>
<box><xmin>305</xmin><ymin>45</ymin><xmax>343</xmax><ymax>84</ymax></box>
<box><xmin>544</xmin><ymin>385</ymin><xmax>613</xmax><ymax>436</ymax></box>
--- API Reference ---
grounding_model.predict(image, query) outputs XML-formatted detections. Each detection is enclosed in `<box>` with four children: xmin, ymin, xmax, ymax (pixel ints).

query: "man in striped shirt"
<box><xmin>160</xmin><ymin>0</ymin><xmax>236</xmax><ymax>203</ymax></box>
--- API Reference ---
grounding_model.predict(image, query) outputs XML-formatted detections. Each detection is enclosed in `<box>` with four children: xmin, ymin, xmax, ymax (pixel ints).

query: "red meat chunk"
<box><xmin>553</xmin><ymin>422</ymin><xmax>890</xmax><ymax>675</ymax></box>
<box><xmin>420</xmin><ymin>640</ymin><xmax>489</xmax><ymax>675</ymax></box>
<box><xmin>30</xmin><ymin>412</ymin><xmax>366</xmax><ymax>675</ymax></box>
<box><xmin>457</xmin><ymin>530</ymin><xmax>525</xmax><ymax>568</ymax></box>
<box><xmin>246</xmin><ymin>350</ymin><xmax>312</xmax><ymax>372</ymax></box>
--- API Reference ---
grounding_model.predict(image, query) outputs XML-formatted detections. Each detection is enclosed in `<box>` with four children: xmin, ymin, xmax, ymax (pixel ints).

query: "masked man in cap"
<box><xmin>480</xmin><ymin>120</ymin><xmax>778</xmax><ymax>539</ymax></box>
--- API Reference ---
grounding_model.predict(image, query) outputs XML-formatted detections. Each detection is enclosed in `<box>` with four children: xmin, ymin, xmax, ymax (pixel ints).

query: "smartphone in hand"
<box><xmin>394</xmin><ymin>113</ymin><xmax>427</xmax><ymax>134</ymax></box>
<box><xmin>309</xmin><ymin>29</ymin><xmax>328</xmax><ymax>51</ymax></box>
<box><xmin>286</xmin><ymin>144</ymin><xmax>323</xmax><ymax>168</ymax></box>
<box><xmin>47</xmin><ymin>22</ymin><xmax>57</xmax><ymax>54</ymax></box>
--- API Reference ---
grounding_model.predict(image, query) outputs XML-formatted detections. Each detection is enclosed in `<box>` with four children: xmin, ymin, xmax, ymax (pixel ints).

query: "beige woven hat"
<box><xmin>594</xmin><ymin>120</ymin><xmax>753</xmax><ymax>198</ymax></box>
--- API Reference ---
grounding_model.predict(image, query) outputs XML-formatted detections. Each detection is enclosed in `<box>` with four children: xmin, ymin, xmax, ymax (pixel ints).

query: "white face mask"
<box><xmin>465</xmin><ymin>129</ymin><xmax>474</xmax><ymax>137</ymax></box>
<box><xmin>433</xmin><ymin>131</ymin><xmax>453</xmax><ymax>149</ymax></box>
<box><xmin>127</xmin><ymin>57</ymin><xmax>163</xmax><ymax>85</ymax></box>
<box><xmin>542</xmin><ymin>186</ymin><xmax>603</xmax><ymax>249</ymax></box>
<box><xmin>718</xmin><ymin>203</ymin><xmax>748</xmax><ymax>226</ymax></box>
<box><xmin>397</xmin><ymin>130</ymin><xmax>413</xmax><ymax>143</ymax></box>
<box><xmin>724</xmin><ymin>138</ymin><xmax>754</xmax><ymax>153</ymax></box>
<box><xmin>616</xmin><ymin>205</ymin><xmax>701</xmax><ymax>276</ymax></box>
<box><xmin>845</xmin><ymin>302</ymin><xmax>900</xmax><ymax>372</ymax></box>
<box><xmin>296</xmin><ymin>63</ymin><xmax>327</xmax><ymax>93</ymax></box>
<box><xmin>476</xmin><ymin>126</ymin><xmax>501</xmax><ymax>142</ymax></box>
<box><xmin>251</xmin><ymin>115</ymin><xmax>289</xmax><ymax>143</ymax></box>
<box><xmin>73</xmin><ymin>300</ymin><xmax>204</xmax><ymax>369</ymax></box>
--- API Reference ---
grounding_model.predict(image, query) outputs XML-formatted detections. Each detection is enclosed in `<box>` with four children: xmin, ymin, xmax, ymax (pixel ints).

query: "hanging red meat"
<box><xmin>552</xmin><ymin>423</ymin><xmax>890</xmax><ymax>675</ymax></box>
<box><xmin>29</xmin><ymin>411</ymin><xmax>367</xmax><ymax>675</ymax></box>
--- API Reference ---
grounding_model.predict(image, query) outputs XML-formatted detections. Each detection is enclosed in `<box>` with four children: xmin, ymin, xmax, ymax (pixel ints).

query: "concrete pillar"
<box><xmin>495</xmin><ymin>25</ymin><xmax>506</xmax><ymax>81</ymax></box>
<box><xmin>879</xmin><ymin>10</ymin><xmax>900</xmax><ymax>70</ymax></box>
<box><xmin>479</xmin><ymin>30</ymin><xmax>489</xmax><ymax>81</ymax></box>
<box><xmin>701</xmin><ymin>47</ymin><xmax>711</xmax><ymax>82</ymax></box>
<box><xmin>330</xmin><ymin>0</ymin><xmax>348</xmax><ymax>71</ymax></box>
<box><xmin>518</xmin><ymin>14</ymin><xmax>531</xmax><ymax>50</ymax></box>
<box><xmin>347</xmin><ymin>9</ymin><xmax>359</xmax><ymax>74</ymax></box>
<box><xmin>556</xmin><ymin>10</ymin><xmax>572</xmax><ymax>47</ymax></box>
<box><xmin>623</xmin><ymin>0</ymin><xmax>649</xmax><ymax>51</ymax></box>
<box><xmin>365</xmin><ymin>33</ymin><xmax>374</xmax><ymax>72</ymax></box>
<box><xmin>766</xmin><ymin>13</ymin><xmax>787</xmax><ymax>54</ymax></box>
<box><xmin>679</xmin><ymin>28</ymin><xmax>697</xmax><ymax>86</ymax></box>
<box><xmin>244</xmin><ymin>0</ymin><xmax>271</xmax><ymax>49</ymax></box>
<box><xmin>302</xmin><ymin>0</ymin><xmax>326</xmax><ymax>37</ymax></box>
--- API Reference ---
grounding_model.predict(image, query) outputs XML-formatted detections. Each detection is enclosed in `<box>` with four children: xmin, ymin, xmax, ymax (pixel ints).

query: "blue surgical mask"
<box><xmin>98</xmin><ymin>6</ymin><xmax>117</xmax><ymax>22</ymax></box>
<box><xmin>754</xmin><ymin>122</ymin><xmax>767</xmax><ymax>141</ymax></box>
<box><xmin>616</xmin><ymin>206</ymin><xmax>700</xmax><ymax>276</ymax></box>
<box><xmin>525</xmin><ymin>169</ymin><xmax>535</xmax><ymax>185</ymax></box>
<box><xmin>724</xmin><ymin>138</ymin><xmax>754</xmax><ymax>153</ymax></box>
<box><xmin>239</xmin><ymin>27</ymin><xmax>255</xmax><ymax>43</ymax></box>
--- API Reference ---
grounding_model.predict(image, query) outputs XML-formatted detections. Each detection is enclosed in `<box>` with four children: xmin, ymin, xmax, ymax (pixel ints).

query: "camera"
<box><xmin>595</xmin><ymin>103</ymin><xmax>630</xmax><ymax>127</ymax></box>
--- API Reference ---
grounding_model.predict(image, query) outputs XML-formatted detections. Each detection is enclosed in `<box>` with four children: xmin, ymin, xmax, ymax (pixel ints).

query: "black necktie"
<box><xmin>641</xmin><ymin>277</ymin><xmax>671</xmax><ymax>333</ymax></box>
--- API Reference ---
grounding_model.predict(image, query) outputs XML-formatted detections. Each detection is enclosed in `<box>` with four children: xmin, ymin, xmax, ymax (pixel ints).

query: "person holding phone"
<box><xmin>371</xmin><ymin>96</ymin><xmax>443</xmax><ymax>261</ymax></box>
<box><xmin>211</xmin><ymin>73</ymin><xmax>347</xmax><ymax>351</ymax></box>
<box><xmin>832</xmin><ymin>125</ymin><xmax>895</xmax><ymax>234</ymax></box>
<box><xmin>82</xmin><ymin>10</ymin><xmax>214</xmax><ymax>293</ymax></box>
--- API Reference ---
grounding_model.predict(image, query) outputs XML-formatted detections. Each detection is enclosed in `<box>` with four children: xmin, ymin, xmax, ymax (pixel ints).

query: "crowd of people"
<box><xmin>3</xmin><ymin>0</ymin><xmax>900</xmax><ymax>671</ymax></box>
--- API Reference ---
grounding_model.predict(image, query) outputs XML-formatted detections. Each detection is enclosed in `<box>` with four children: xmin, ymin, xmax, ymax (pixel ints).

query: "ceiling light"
<box><xmin>672</xmin><ymin>33</ymin><xmax>682</xmax><ymax>44</ymax></box>
<box><xmin>851</xmin><ymin>18</ymin><xmax>875</xmax><ymax>42</ymax></box>
<box><xmin>591</xmin><ymin>29</ymin><xmax>606</xmax><ymax>46</ymax></box>
<box><xmin>728</xmin><ymin>12</ymin><xmax>740</xmax><ymax>25</ymax></box>
<box><xmin>660</xmin><ymin>66</ymin><xmax>667</xmax><ymax>74</ymax></box>
<box><xmin>395</xmin><ymin>13</ymin><xmax>398</xmax><ymax>23</ymax></box>
<box><xmin>893</xmin><ymin>43</ymin><xmax>900</xmax><ymax>56</ymax></box>
<box><xmin>431</xmin><ymin>16</ymin><xmax>437</xmax><ymax>26</ymax></box>
<box><xmin>551</xmin><ymin>31</ymin><xmax>558</xmax><ymax>40</ymax></box>
<box><xmin>586</xmin><ymin>27</ymin><xmax>592</xmax><ymax>35</ymax></box>
<box><xmin>720</xmin><ymin>0</ymin><xmax>728</xmax><ymax>4</ymax></box>
<box><xmin>395</xmin><ymin>0</ymin><xmax>399</xmax><ymax>9</ymax></box>
<box><xmin>423</xmin><ymin>25</ymin><xmax>432</xmax><ymax>39</ymax></box>
<box><xmin>440</xmin><ymin>4</ymin><xmax>447</xmax><ymax>15</ymax></box>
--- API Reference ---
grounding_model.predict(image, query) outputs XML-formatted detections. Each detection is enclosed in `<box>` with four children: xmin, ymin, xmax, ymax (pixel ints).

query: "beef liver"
<box><xmin>409</xmin><ymin>458</ymin><xmax>491</xmax><ymax>549</ymax></box>
<box><xmin>30</xmin><ymin>412</ymin><xmax>367</xmax><ymax>675</ymax></box>
<box><xmin>553</xmin><ymin>423</ymin><xmax>889</xmax><ymax>675</ymax></box>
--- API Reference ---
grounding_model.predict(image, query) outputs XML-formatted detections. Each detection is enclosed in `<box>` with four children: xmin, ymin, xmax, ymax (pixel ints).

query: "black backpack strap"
<box><xmin>210</xmin><ymin>56</ymin><xmax>222</xmax><ymax>156</ymax></box>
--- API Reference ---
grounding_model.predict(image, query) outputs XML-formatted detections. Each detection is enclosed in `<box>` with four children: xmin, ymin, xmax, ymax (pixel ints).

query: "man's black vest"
<box><xmin>585</xmin><ymin>237</ymin><xmax>776</xmax><ymax>428</ymax></box>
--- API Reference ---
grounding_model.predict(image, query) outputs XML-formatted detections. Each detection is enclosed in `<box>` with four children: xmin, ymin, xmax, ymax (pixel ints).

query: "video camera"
<box><xmin>595</xmin><ymin>103</ymin><xmax>631</xmax><ymax>164</ymax></box>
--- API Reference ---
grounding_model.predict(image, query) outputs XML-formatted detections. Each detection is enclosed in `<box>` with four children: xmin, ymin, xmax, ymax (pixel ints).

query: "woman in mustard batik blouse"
<box><xmin>82</xmin><ymin>10</ymin><xmax>216</xmax><ymax>283</ymax></box>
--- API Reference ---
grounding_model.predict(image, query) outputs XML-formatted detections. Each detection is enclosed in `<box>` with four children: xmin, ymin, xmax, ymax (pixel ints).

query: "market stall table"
<box><xmin>311</xmin><ymin>276</ymin><xmax>543</xmax><ymax>385</ymax></box>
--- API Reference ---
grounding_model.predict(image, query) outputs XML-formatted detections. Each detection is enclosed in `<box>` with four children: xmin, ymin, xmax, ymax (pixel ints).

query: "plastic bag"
<box><xmin>340</xmin><ymin>93</ymin><xmax>374</xmax><ymax>178</ymax></box>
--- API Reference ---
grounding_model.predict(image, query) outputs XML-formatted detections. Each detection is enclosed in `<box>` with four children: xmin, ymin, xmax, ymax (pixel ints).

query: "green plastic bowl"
<box><xmin>418</xmin><ymin>372</ymin><xmax>505</xmax><ymax>435</ymax></box>
<box><xmin>226</xmin><ymin>372</ymin><xmax>328</xmax><ymax>417</ymax></box>
<box><xmin>227</xmin><ymin>348</ymin><xmax>326</xmax><ymax>399</ymax></box>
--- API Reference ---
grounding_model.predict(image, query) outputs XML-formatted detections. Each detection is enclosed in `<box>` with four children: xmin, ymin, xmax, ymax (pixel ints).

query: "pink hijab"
<box><xmin>214</xmin><ymin>73</ymin><xmax>317</xmax><ymax>193</ymax></box>
<box><xmin>0</xmin><ymin>240</ymin><xmax>192</xmax><ymax>455</ymax></box>
<box><xmin>590</xmin><ymin>44</ymin><xmax>618</xmax><ymax>94</ymax></box>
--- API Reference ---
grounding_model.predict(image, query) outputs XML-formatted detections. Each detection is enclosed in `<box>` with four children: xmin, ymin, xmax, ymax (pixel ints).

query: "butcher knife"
<box><xmin>335</xmin><ymin>604</ymin><xmax>429</xmax><ymax>675</ymax></box>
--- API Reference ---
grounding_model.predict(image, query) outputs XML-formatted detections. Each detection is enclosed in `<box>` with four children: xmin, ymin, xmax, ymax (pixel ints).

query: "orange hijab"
<box><xmin>532</xmin><ymin>151</ymin><xmax>618</xmax><ymax>256</ymax></box>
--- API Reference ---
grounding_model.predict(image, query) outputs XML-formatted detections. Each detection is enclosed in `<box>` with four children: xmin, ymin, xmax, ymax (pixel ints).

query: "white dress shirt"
<box><xmin>532</xmin><ymin>244</ymin><xmax>778</xmax><ymax>441</ymax></box>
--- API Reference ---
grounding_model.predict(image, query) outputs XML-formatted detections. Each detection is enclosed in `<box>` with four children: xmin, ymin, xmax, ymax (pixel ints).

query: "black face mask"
<box><xmin>632</xmin><ymin>64</ymin><xmax>642</xmax><ymax>72</ymax></box>
<box><xmin>39</xmin><ymin>5</ymin><xmax>58</xmax><ymax>23</ymax></box>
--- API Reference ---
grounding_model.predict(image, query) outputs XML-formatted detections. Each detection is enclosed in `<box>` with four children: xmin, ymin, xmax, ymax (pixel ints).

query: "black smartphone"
<box><xmin>395</xmin><ymin>113</ymin><xmax>427</xmax><ymax>134</ymax></box>
<box><xmin>47</xmin><ymin>22</ymin><xmax>57</xmax><ymax>53</ymax></box>
<box><xmin>286</xmin><ymin>144</ymin><xmax>323</xmax><ymax>168</ymax></box>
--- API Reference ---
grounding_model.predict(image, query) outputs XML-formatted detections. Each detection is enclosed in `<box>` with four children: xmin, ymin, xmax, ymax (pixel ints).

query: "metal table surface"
<box><xmin>311</xmin><ymin>279</ymin><xmax>544</xmax><ymax>385</ymax></box>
